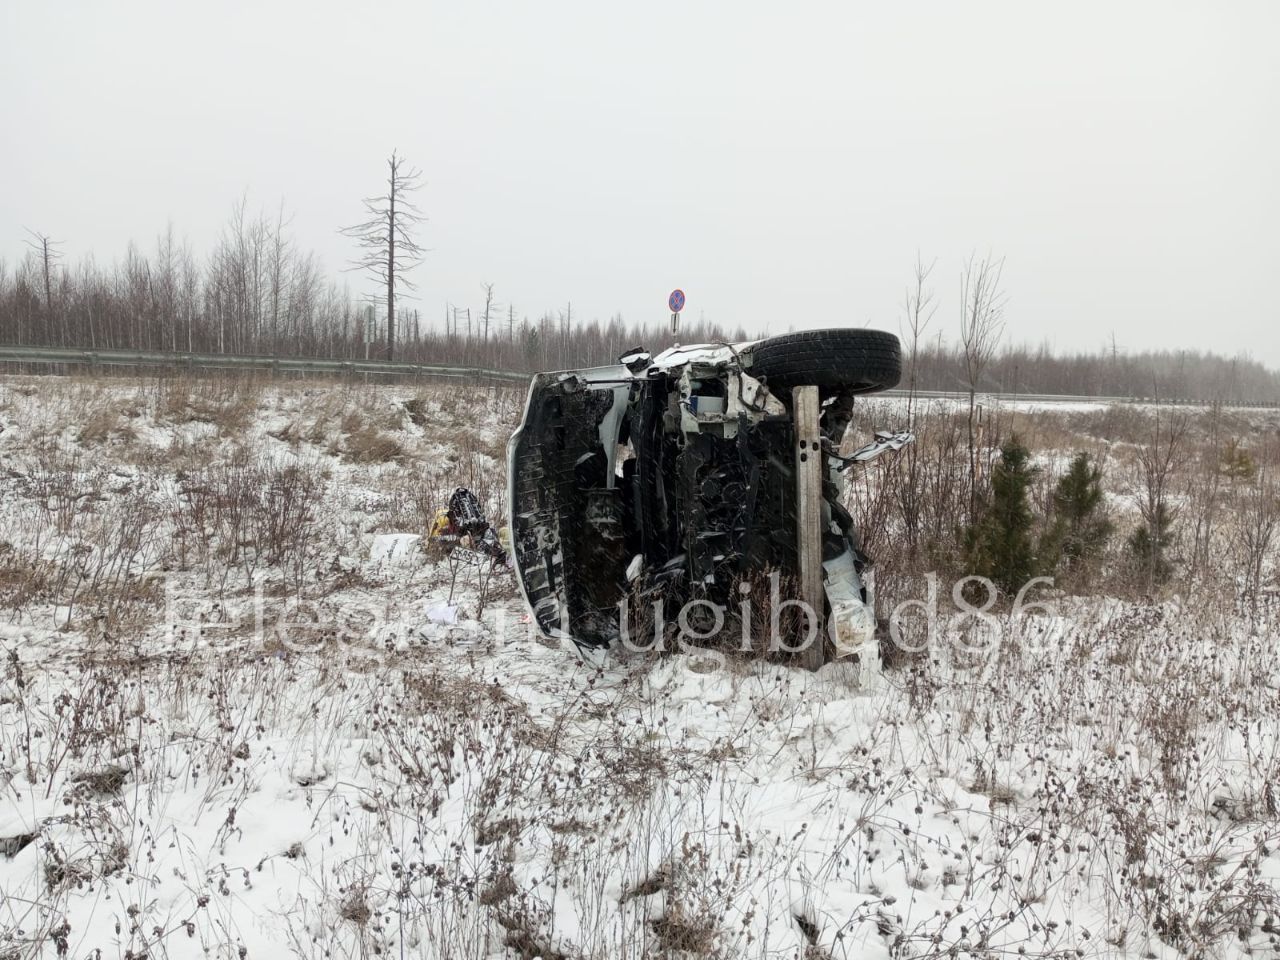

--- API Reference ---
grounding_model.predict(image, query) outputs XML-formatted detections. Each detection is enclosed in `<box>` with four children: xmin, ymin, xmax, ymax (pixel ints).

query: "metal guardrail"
<box><xmin>877</xmin><ymin>387</ymin><xmax>1140</xmax><ymax>403</ymax></box>
<box><xmin>873</xmin><ymin>388</ymin><xmax>1280</xmax><ymax>409</ymax></box>
<box><xmin>0</xmin><ymin>344</ymin><xmax>531</xmax><ymax>384</ymax></box>
<box><xmin>1</xmin><ymin>344</ymin><xmax>1276</xmax><ymax>408</ymax></box>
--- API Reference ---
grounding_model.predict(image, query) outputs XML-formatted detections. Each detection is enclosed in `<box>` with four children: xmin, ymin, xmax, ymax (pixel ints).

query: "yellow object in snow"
<box><xmin>429</xmin><ymin>509</ymin><xmax>451</xmax><ymax>540</ymax></box>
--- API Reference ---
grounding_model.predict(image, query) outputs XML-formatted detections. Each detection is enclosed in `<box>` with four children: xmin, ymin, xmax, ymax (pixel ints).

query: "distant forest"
<box><xmin>3</xmin><ymin>209</ymin><xmax>1277</xmax><ymax>403</ymax></box>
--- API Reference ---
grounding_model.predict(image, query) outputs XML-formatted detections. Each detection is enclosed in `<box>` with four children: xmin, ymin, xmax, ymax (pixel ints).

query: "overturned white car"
<box><xmin>507</xmin><ymin>328</ymin><xmax>908</xmax><ymax>668</ymax></box>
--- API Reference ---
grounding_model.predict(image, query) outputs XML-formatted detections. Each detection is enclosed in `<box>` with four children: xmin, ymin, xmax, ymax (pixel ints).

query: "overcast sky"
<box><xmin>3</xmin><ymin>1</ymin><xmax>1277</xmax><ymax>364</ymax></box>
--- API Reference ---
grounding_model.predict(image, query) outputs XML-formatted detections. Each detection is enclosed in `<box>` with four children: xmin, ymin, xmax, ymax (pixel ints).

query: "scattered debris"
<box><xmin>838</xmin><ymin>428</ymin><xmax>916</xmax><ymax>467</ymax></box>
<box><xmin>425</xmin><ymin>603</ymin><xmax>459</xmax><ymax>625</ymax></box>
<box><xmin>370</xmin><ymin>533</ymin><xmax>422</xmax><ymax>563</ymax></box>
<box><xmin>430</xmin><ymin>487</ymin><xmax>507</xmax><ymax>564</ymax></box>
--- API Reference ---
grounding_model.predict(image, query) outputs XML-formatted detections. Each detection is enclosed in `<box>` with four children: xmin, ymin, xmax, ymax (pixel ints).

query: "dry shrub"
<box><xmin>186</xmin><ymin>395</ymin><xmax>254</xmax><ymax>434</ymax></box>
<box><xmin>0</xmin><ymin>543</ymin><xmax>56</xmax><ymax>611</ymax></box>
<box><xmin>266</xmin><ymin>421</ymin><xmax>301</xmax><ymax>445</ymax></box>
<box><xmin>386</xmin><ymin>467</ymin><xmax>450</xmax><ymax>532</ymax></box>
<box><xmin>1065</xmin><ymin>403</ymin><xmax>1157</xmax><ymax>445</ymax></box>
<box><xmin>51</xmin><ymin>486</ymin><xmax>167</xmax><ymax>631</ymax></box>
<box><xmin>338</xmin><ymin>889</ymin><xmax>372</xmax><ymax>926</ymax></box>
<box><xmin>436</xmin><ymin>422</ymin><xmax>508</xmax><ymax>464</ymax></box>
<box><xmin>495</xmin><ymin>908</ymin><xmax>571</xmax><ymax>960</ymax></box>
<box><xmin>379</xmin><ymin>403</ymin><xmax>408</xmax><ymax>432</ymax></box>
<box><xmin>3</xmin><ymin>449</ymin><xmax>169</xmax><ymax>628</ymax></box>
<box><xmin>342</xmin><ymin>424</ymin><xmax>405</xmax><ymax>464</ymax></box>
<box><xmin>332</xmin><ymin>410</ymin><xmax>404</xmax><ymax>463</ymax></box>
<box><xmin>169</xmin><ymin>454</ymin><xmax>326</xmax><ymax>586</ymax></box>
<box><xmin>434</xmin><ymin>387</ymin><xmax>465</xmax><ymax>419</ymax></box>
<box><xmin>643</xmin><ymin>839</ymin><xmax>737</xmax><ymax>958</ymax></box>
<box><xmin>155</xmin><ymin>376</ymin><xmax>259</xmax><ymax>435</ymax></box>
<box><xmin>305</xmin><ymin>417</ymin><xmax>332</xmax><ymax>447</ymax></box>
<box><xmin>70</xmin><ymin>763</ymin><xmax>130</xmax><ymax>797</ymax></box>
<box><xmin>845</xmin><ymin>404</ymin><xmax>975</xmax><ymax>611</ymax></box>
<box><xmin>17</xmin><ymin>449</ymin><xmax>98</xmax><ymax>533</ymax></box>
<box><xmin>651</xmin><ymin>901</ymin><xmax>719</xmax><ymax>956</ymax></box>
<box><xmin>402</xmin><ymin>395</ymin><xmax>429</xmax><ymax>427</ymax></box>
<box><xmin>76</xmin><ymin>408</ymin><xmax>136</xmax><ymax>446</ymax></box>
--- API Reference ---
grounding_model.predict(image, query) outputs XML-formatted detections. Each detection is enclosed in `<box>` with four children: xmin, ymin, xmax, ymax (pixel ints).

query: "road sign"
<box><xmin>668</xmin><ymin>289</ymin><xmax>686</xmax><ymax>313</ymax></box>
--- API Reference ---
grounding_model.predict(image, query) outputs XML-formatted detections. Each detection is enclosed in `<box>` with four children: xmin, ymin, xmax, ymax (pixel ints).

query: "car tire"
<box><xmin>747</xmin><ymin>328</ymin><xmax>902</xmax><ymax>393</ymax></box>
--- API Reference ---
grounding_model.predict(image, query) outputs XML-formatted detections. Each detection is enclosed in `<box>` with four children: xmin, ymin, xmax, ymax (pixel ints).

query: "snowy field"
<box><xmin>2</xmin><ymin>376</ymin><xmax>1280</xmax><ymax>959</ymax></box>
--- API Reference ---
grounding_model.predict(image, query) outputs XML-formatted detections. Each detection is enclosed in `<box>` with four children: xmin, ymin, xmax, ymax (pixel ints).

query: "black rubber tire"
<box><xmin>747</xmin><ymin>328</ymin><xmax>902</xmax><ymax>393</ymax></box>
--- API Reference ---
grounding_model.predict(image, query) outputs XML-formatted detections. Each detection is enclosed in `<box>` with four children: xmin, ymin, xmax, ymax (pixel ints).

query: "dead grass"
<box><xmin>651</xmin><ymin>903</ymin><xmax>719</xmax><ymax>956</ymax></box>
<box><xmin>0</xmin><ymin>544</ymin><xmax>55</xmax><ymax>611</ymax></box>
<box><xmin>338</xmin><ymin>889</ymin><xmax>373</xmax><ymax>926</ymax></box>
<box><xmin>341</xmin><ymin>423</ymin><xmax>406</xmax><ymax>463</ymax></box>
<box><xmin>402</xmin><ymin>395</ymin><xmax>429</xmax><ymax>427</ymax></box>
<box><xmin>76</xmin><ymin>408</ymin><xmax>136</xmax><ymax>446</ymax></box>
<box><xmin>69</xmin><ymin>764</ymin><xmax>129</xmax><ymax>797</ymax></box>
<box><xmin>157</xmin><ymin>383</ymin><xmax>257</xmax><ymax>435</ymax></box>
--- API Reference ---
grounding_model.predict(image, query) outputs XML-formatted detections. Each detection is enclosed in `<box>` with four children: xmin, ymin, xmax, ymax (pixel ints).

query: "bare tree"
<box><xmin>1136</xmin><ymin>410</ymin><xmax>1186</xmax><ymax>529</ymax></box>
<box><xmin>1132</xmin><ymin>400</ymin><xmax>1188</xmax><ymax>592</ymax></box>
<box><xmin>1237</xmin><ymin>459</ymin><xmax>1279</xmax><ymax>610</ymax></box>
<box><xmin>1185</xmin><ymin>399</ymin><xmax>1228</xmax><ymax>583</ymax></box>
<box><xmin>891</xmin><ymin>254</ymin><xmax>938</xmax><ymax>557</ymax></box>
<box><xmin>155</xmin><ymin>223</ymin><xmax>179</xmax><ymax>351</ymax></box>
<box><xmin>959</xmin><ymin>253</ymin><xmax>1006</xmax><ymax>522</ymax></box>
<box><xmin>207</xmin><ymin>196</ymin><xmax>259</xmax><ymax>353</ymax></box>
<box><xmin>341</xmin><ymin>151</ymin><xmax>425</xmax><ymax>361</ymax></box>
<box><xmin>25</xmin><ymin>229</ymin><xmax>63</xmax><ymax>342</ymax></box>
<box><xmin>179</xmin><ymin>241</ymin><xmax>199</xmax><ymax>353</ymax></box>
<box><xmin>480</xmin><ymin>282</ymin><xmax>497</xmax><ymax>344</ymax></box>
<box><xmin>902</xmin><ymin>252</ymin><xmax>937</xmax><ymax>425</ymax></box>
<box><xmin>568</xmin><ymin>304</ymin><xmax>580</xmax><ymax>361</ymax></box>
<box><xmin>268</xmin><ymin>202</ymin><xmax>294</xmax><ymax>346</ymax></box>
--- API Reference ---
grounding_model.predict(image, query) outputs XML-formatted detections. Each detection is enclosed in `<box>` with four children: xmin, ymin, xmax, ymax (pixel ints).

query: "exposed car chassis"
<box><xmin>507</xmin><ymin>328</ymin><xmax>906</xmax><ymax>668</ymax></box>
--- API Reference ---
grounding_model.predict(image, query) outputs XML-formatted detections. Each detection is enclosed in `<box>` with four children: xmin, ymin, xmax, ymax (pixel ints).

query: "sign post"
<box><xmin>668</xmin><ymin>289</ymin><xmax>685</xmax><ymax>335</ymax></box>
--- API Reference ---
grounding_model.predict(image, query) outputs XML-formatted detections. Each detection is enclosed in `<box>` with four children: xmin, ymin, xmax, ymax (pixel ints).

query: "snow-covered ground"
<box><xmin>2</xmin><ymin>377</ymin><xmax>1279</xmax><ymax>959</ymax></box>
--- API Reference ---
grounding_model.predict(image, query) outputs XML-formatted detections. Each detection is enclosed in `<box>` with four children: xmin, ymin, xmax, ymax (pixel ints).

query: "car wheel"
<box><xmin>747</xmin><ymin>328</ymin><xmax>902</xmax><ymax>393</ymax></box>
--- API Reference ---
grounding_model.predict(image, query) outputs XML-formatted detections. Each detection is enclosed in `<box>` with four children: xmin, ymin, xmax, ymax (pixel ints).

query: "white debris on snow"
<box><xmin>369</xmin><ymin>532</ymin><xmax>422</xmax><ymax>562</ymax></box>
<box><xmin>425</xmin><ymin>602</ymin><xmax>459</xmax><ymax>624</ymax></box>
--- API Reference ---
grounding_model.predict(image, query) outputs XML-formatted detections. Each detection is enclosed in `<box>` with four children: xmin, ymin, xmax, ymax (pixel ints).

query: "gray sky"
<box><xmin>3</xmin><ymin>1</ymin><xmax>1277</xmax><ymax>363</ymax></box>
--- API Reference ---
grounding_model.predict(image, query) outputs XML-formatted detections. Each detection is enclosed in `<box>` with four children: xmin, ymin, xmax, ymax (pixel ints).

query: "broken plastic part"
<box><xmin>835</xmin><ymin>430</ymin><xmax>916</xmax><ymax>469</ymax></box>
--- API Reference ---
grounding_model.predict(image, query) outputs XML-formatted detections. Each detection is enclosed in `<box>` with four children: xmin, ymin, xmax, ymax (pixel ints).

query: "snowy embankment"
<box><xmin>2</xmin><ymin>376</ymin><xmax>1279</xmax><ymax>959</ymax></box>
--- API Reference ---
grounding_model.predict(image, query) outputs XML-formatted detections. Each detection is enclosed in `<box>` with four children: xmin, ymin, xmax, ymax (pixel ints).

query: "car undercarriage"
<box><xmin>507</xmin><ymin>328</ymin><xmax>907</xmax><ymax>670</ymax></box>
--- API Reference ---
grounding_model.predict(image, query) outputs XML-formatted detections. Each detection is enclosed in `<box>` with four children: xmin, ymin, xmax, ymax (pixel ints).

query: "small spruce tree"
<box><xmin>1129</xmin><ymin>501</ymin><xmax>1176</xmax><ymax>587</ymax></box>
<box><xmin>1043</xmin><ymin>452</ymin><xmax>1113</xmax><ymax>577</ymax></box>
<box><xmin>969</xmin><ymin>436</ymin><xmax>1040</xmax><ymax>597</ymax></box>
<box><xmin>1220</xmin><ymin>438</ymin><xmax>1257</xmax><ymax>485</ymax></box>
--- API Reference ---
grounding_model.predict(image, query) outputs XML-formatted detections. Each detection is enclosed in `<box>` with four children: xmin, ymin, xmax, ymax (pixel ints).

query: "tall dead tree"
<box><xmin>341</xmin><ymin>152</ymin><xmax>424</xmax><ymax>361</ymax></box>
<box><xmin>959</xmin><ymin>254</ymin><xmax>1006</xmax><ymax>524</ymax></box>
<box><xmin>480</xmin><ymin>282</ymin><xmax>497</xmax><ymax>343</ymax></box>
<box><xmin>25</xmin><ymin>229</ymin><xmax>63</xmax><ymax>343</ymax></box>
